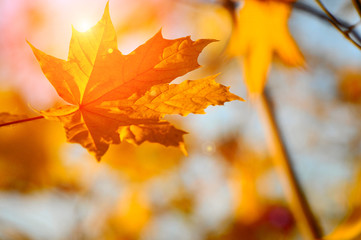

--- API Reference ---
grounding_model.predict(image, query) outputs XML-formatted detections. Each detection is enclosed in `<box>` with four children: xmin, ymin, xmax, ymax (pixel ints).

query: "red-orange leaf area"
<box><xmin>28</xmin><ymin>3</ymin><xmax>243</xmax><ymax>161</ymax></box>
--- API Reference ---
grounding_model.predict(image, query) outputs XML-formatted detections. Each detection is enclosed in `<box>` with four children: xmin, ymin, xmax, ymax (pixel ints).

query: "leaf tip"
<box><xmin>95</xmin><ymin>154</ymin><xmax>103</xmax><ymax>162</ymax></box>
<box><xmin>102</xmin><ymin>1</ymin><xmax>111</xmax><ymax>20</ymax></box>
<box><xmin>198</xmin><ymin>38</ymin><xmax>219</xmax><ymax>47</ymax></box>
<box><xmin>227</xmin><ymin>89</ymin><xmax>245</xmax><ymax>102</ymax></box>
<box><xmin>26</xmin><ymin>41</ymin><xmax>43</xmax><ymax>61</ymax></box>
<box><xmin>235</xmin><ymin>95</ymin><xmax>245</xmax><ymax>102</ymax></box>
<box><xmin>179</xmin><ymin>142</ymin><xmax>188</xmax><ymax>156</ymax></box>
<box><xmin>26</xmin><ymin>40</ymin><xmax>36</xmax><ymax>51</ymax></box>
<box><xmin>71</xmin><ymin>24</ymin><xmax>79</xmax><ymax>35</ymax></box>
<box><xmin>105</xmin><ymin>1</ymin><xmax>110</xmax><ymax>12</ymax></box>
<box><xmin>155</xmin><ymin>28</ymin><xmax>164</xmax><ymax>40</ymax></box>
<box><xmin>210</xmin><ymin>74</ymin><xmax>245</xmax><ymax>102</ymax></box>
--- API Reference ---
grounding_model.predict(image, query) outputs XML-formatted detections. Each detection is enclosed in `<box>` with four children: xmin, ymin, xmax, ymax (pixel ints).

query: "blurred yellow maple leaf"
<box><xmin>28</xmin><ymin>2</ymin><xmax>242</xmax><ymax>161</ymax></box>
<box><xmin>228</xmin><ymin>0</ymin><xmax>304</xmax><ymax>95</ymax></box>
<box><xmin>338</xmin><ymin>71</ymin><xmax>361</xmax><ymax>104</ymax></box>
<box><xmin>324</xmin><ymin>167</ymin><xmax>361</xmax><ymax>240</ymax></box>
<box><xmin>104</xmin><ymin>141</ymin><xmax>183</xmax><ymax>182</ymax></box>
<box><xmin>105</xmin><ymin>189</ymin><xmax>151</xmax><ymax>239</ymax></box>
<box><xmin>0</xmin><ymin>91</ymin><xmax>77</xmax><ymax>192</ymax></box>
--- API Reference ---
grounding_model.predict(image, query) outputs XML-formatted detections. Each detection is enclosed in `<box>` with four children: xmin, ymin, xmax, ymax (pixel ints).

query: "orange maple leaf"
<box><xmin>228</xmin><ymin>0</ymin><xmax>304</xmax><ymax>95</ymax></box>
<box><xmin>28</xmin><ymin>3</ymin><xmax>243</xmax><ymax>160</ymax></box>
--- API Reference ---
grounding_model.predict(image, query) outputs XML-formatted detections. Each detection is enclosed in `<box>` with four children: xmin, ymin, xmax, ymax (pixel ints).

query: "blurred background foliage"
<box><xmin>1</xmin><ymin>0</ymin><xmax>361</xmax><ymax>239</ymax></box>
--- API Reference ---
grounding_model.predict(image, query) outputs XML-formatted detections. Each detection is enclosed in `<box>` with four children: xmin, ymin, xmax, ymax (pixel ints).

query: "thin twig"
<box><xmin>314</xmin><ymin>0</ymin><xmax>345</xmax><ymax>27</ymax></box>
<box><xmin>0</xmin><ymin>115</ymin><xmax>44</xmax><ymax>127</ymax></box>
<box><xmin>293</xmin><ymin>1</ymin><xmax>361</xmax><ymax>43</ymax></box>
<box><xmin>293</xmin><ymin>1</ymin><xmax>352</xmax><ymax>28</ymax></box>
<box><xmin>314</xmin><ymin>0</ymin><xmax>361</xmax><ymax>50</ymax></box>
<box><xmin>256</xmin><ymin>89</ymin><xmax>323</xmax><ymax>240</ymax></box>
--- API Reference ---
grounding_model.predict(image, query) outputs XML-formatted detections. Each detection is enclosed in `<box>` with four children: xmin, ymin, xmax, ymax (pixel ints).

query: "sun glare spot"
<box><xmin>76</xmin><ymin>20</ymin><xmax>92</xmax><ymax>32</ymax></box>
<box><xmin>108</xmin><ymin>48</ymin><xmax>114</xmax><ymax>54</ymax></box>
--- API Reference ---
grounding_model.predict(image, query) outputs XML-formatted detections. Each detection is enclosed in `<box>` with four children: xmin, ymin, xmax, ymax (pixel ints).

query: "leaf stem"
<box><xmin>0</xmin><ymin>115</ymin><xmax>44</xmax><ymax>127</ymax></box>
<box><xmin>256</xmin><ymin>90</ymin><xmax>323</xmax><ymax>240</ymax></box>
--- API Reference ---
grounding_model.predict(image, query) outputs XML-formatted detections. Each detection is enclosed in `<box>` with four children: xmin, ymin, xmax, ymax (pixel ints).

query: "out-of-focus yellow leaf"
<box><xmin>338</xmin><ymin>71</ymin><xmax>361</xmax><ymax>104</ymax></box>
<box><xmin>103</xmin><ymin>141</ymin><xmax>183</xmax><ymax>182</ymax></box>
<box><xmin>29</xmin><ymin>2</ymin><xmax>242</xmax><ymax>161</ymax></box>
<box><xmin>115</xmin><ymin>0</ymin><xmax>176</xmax><ymax>36</ymax></box>
<box><xmin>213</xmin><ymin>136</ymin><xmax>295</xmax><ymax>240</ymax></box>
<box><xmin>324</xmin><ymin>207</ymin><xmax>361</xmax><ymax>240</ymax></box>
<box><xmin>191</xmin><ymin>3</ymin><xmax>233</xmax><ymax>61</ymax></box>
<box><xmin>0</xmin><ymin>91</ymin><xmax>77</xmax><ymax>192</ymax></box>
<box><xmin>228</xmin><ymin>0</ymin><xmax>304</xmax><ymax>95</ymax></box>
<box><xmin>104</xmin><ymin>189</ymin><xmax>151</xmax><ymax>239</ymax></box>
<box><xmin>324</xmin><ymin>169</ymin><xmax>361</xmax><ymax>240</ymax></box>
<box><xmin>217</xmin><ymin>135</ymin><xmax>273</xmax><ymax>224</ymax></box>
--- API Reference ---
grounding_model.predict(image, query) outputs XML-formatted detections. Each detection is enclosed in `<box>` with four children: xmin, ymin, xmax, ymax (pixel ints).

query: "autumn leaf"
<box><xmin>323</xmin><ymin>170</ymin><xmax>361</xmax><ymax>240</ymax></box>
<box><xmin>104</xmin><ymin>141</ymin><xmax>183</xmax><ymax>182</ymax></box>
<box><xmin>324</xmin><ymin>207</ymin><xmax>361</xmax><ymax>240</ymax></box>
<box><xmin>338</xmin><ymin>71</ymin><xmax>361</xmax><ymax>104</ymax></box>
<box><xmin>228</xmin><ymin>0</ymin><xmax>304</xmax><ymax>95</ymax></box>
<box><xmin>105</xmin><ymin>189</ymin><xmax>152</xmax><ymax>239</ymax></box>
<box><xmin>28</xmin><ymin>2</ymin><xmax>242</xmax><ymax>161</ymax></box>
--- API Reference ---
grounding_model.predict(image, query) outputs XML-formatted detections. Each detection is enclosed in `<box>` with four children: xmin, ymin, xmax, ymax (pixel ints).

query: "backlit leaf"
<box><xmin>29</xmin><ymin>2</ymin><xmax>242</xmax><ymax>160</ymax></box>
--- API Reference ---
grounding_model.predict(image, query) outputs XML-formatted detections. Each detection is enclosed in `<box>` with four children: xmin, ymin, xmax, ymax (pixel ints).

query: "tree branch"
<box><xmin>257</xmin><ymin>89</ymin><xmax>323</xmax><ymax>240</ymax></box>
<box><xmin>312</xmin><ymin>0</ymin><xmax>361</xmax><ymax>50</ymax></box>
